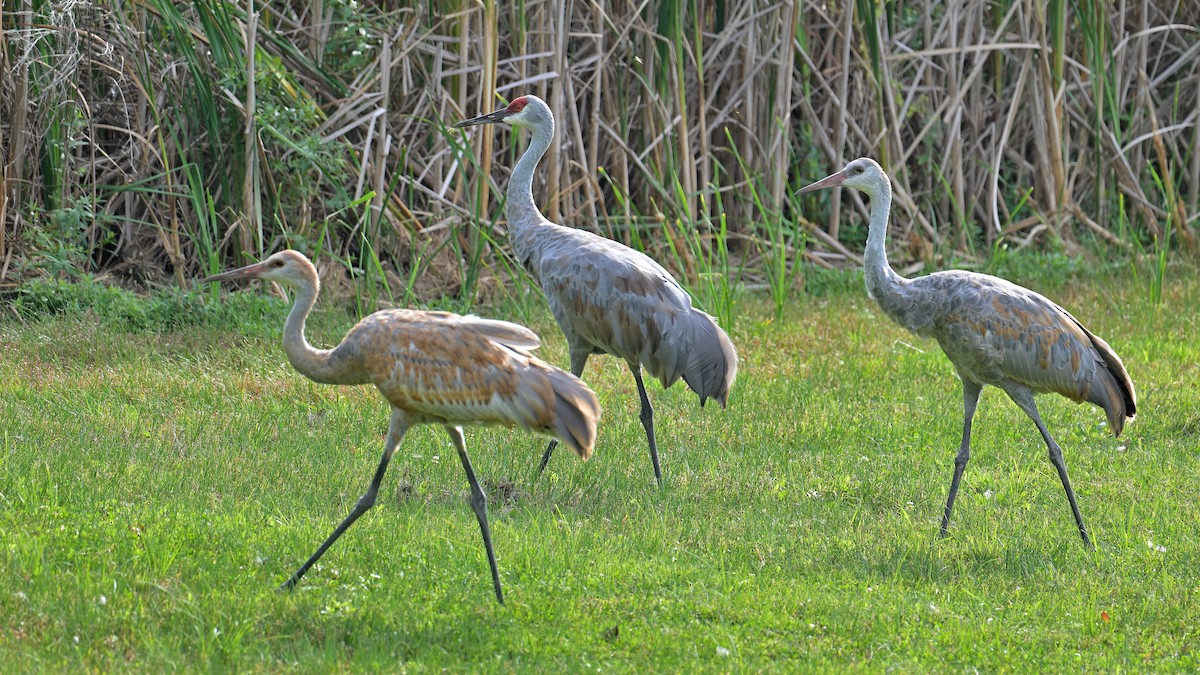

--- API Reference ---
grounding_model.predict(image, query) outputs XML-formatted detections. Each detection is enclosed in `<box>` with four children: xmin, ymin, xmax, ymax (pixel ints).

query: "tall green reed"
<box><xmin>727</xmin><ymin>130</ymin><xmax>802</xmax><ymax>321</ymax></box>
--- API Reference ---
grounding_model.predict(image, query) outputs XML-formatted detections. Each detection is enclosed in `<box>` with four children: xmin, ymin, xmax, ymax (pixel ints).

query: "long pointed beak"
<box><xmin>453</xmin><ymin>107</ymin><xmax>512</xmax><ymax>129</ymax></box>
<box><xmin>797</xmin><ymin>170</ymin><xmax>848</xmax><ymax>194</ymax></box>
<box><xmin>201</xmin><ymin>259</ymin><xmax>270</xmax><ymax>284</ymax></box>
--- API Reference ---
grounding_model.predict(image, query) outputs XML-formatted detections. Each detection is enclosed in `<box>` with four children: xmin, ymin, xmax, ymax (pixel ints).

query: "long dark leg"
<box><xmin>940</xmin><ymin>380</ymin><xmax>982</xmax><ymax>538</ymax></box>
<box><xmin>632</xmin><ymin>365</ymin><xmax>662</xmax><ymax>486</ymax></box>
<box><xmin>280</xmin><ymin>409</ymin><xmax>408</xmax><ymax>590</ymax></box>
<box><xmin>1006</xmin><ymin>388</ymin><xmax>1093</xmax><ymax>548</ymax></box>
<box><xmin>446</xmin><ymin>425</ymin><xmax>504</xmax><ymax>604</ymax></box>
<box><xmin>536</xmin><ymin>350</ymin><xmax>590</xmax><ymax>478</ymax></box>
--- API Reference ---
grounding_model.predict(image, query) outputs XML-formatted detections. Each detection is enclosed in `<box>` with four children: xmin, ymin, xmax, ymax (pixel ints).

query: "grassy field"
<box><xmin>1</xmin><ymin>263</ymin><xmax>1198</xmax><ymax>671</ymax></box>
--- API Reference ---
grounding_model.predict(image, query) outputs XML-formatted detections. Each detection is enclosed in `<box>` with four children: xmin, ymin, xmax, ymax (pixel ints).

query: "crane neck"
<box><xmin>505</xmin><ymin>120</ymin><xmax>554</xmax><ymax>231</ymax></box>
<box><xmin>281</xmin><ymin>278</ymin><xmax>343</xmax><ymax>385</ymax></box>
<box><xmin>863</xmin><ymin>178</ymin><xmax>906</xmax><ymax>302</ymax></box>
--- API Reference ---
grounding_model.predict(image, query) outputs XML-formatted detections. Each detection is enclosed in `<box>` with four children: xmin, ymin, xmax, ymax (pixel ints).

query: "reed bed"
<box><xmin>1</xmin><ymin>0</ymin><xmax>1196</xmax><ymax>307</ymax></box>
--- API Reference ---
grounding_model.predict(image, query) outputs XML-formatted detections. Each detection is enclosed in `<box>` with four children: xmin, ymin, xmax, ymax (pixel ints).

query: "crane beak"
<box><xmin>201</xmin><ymin>260</ymin><xmax>270</xmax><ymax>284</ymax></box>
<box><xmin>453</xmin><ymin>107</ymin><xmax>512</xmax><ymax>128</ymax></box>
<box><xmin>797</xmin><ymin>170</ymin><xmax>848</xmax><ymax>194</ymax></box>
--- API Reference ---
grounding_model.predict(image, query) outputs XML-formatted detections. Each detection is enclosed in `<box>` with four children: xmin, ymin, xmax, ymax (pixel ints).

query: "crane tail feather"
<box><xmin>544</xmin><ymin>368</ymin><xmax>601</xmax><ymax>460</ymax></box>
<box><xmin>1085</xmin><ymin>331</ymin><xmax>1136</xmax><ymax>437</ymax></box>
<box><xmin>679</xmin><ymin>310</ymin><xmax>739</xmax><ymax>409</ymax></box>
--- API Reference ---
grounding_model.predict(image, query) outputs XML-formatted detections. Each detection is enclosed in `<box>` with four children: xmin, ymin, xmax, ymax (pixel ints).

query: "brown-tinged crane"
<box><xmin>202</xmin><ymin>250</ymin><xmax>600</xmax><ymax>603</ymax></box>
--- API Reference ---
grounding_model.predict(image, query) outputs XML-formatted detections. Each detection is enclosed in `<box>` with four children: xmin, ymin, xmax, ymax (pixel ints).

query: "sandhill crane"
<box><xmin>202</xmin><ymin>250</ymin><xmax>600</xmax><ymax>603</ymax></box>
<box><xmin>454</xmin><ymin>95</ymin><xmax>738</xmax><ymax>486</ymax></box>
<box><xmin>799</xmin><ymin>158</ymin><xmax>1136</xmax><ymax>546</ymax></box>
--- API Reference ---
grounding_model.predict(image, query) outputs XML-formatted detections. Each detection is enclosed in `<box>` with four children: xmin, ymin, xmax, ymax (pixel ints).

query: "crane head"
<box><xmin>201</xmin><ymin>249</ymin><xmax>317</xmax><ymax>290</ymax></box>
<box><xmin>454</xmin><ymin>95</ymin><xmax>552</xmax><ymax>132</ymax></box>
<box><xmin>797</xmin><ymin>158</ymin><xmax>888</xmax><ymax>197</ymax></box>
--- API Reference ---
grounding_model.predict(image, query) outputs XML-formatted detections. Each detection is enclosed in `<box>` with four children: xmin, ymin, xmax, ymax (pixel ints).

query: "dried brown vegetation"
<box><xmin>0</xmin><ymin>0</ymin><xmax>1196</xmax><ymax>299</ymax></box>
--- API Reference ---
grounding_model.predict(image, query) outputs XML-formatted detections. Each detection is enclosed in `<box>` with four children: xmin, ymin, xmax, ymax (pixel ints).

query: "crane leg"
<box><xmin>535</xmin><ymin>441</ymin><xmax>558</xmax><ymax>477</ymax></box>
<box><xmin>1006</xmin><ymin>388</ymin><xmax>1093</xmax><ymax>548</ymax></box>
<box><xmin>940</xmin><ymin>381</ymin><xmax>982</xmax><ymax>538</ymax></box>
<box><xmin>446</xmin><ymin>425</ymin><xmax>504</xmax><ymax>604</ymax></box>
<box><xmin>280</xmin><ymin>410</ymin><xmax>409</xmax><ymax>591</ymax></box>
<box><xmin>536</xmin><ymin>351</ymin><xmax>590</xmax><ymax>478</ymax></box>
<box><xmin>632</xmin><ymin>365</ymin><xmax>663</xmax><ymax>486</ymax></box>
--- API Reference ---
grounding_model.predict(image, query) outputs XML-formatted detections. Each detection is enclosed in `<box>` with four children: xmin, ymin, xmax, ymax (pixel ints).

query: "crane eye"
<box><xmin>272</xmin><ymin>260</ymin><xmax>284</xmax><ymax>267</ymax></box>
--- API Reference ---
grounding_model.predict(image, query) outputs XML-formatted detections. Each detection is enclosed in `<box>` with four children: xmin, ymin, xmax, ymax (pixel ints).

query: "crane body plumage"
<box><xmin>800</xmin><ymin>158</ymin><xmax>1135</xmax><ymax>546</ymax></box>
<box><xmin>523</xmin><ymin>223</ymin><xmax>733</xmax><ymax>401</ymax></box>
<box><xmin>202</xmin><ymin>250</ymin><xmax>600</xmax><ymax>602</ymax></box>
<box><xmin>456</xmin><ymin>95</ymin><xmax>737</xmax><ymax>484</ymax></box>
<box><xmin>873</xmin><ymin>269</ymin><xmax>1133</xmax><ymax>436</ymax></box>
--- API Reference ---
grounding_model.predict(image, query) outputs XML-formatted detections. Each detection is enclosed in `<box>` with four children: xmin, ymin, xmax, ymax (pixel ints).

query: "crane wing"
<box><xmin>417</xmin><ymin>310</ymin><xmax>542</xmax><ymax>351</ymax></box>
<box><xmin>346</xmin><ymin>310</ymin><xmax>562</xmax><ymax>429</ymax></box>
<box><xmin>533</xmin><ymin>227</ymin><xmax>699</xmax><ymax>386</ymax></box>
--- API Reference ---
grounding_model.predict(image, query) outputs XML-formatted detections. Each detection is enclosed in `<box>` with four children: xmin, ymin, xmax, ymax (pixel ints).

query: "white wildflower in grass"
<box><xmin>716</xmin><ymin>646</ymin><xmax>730</xmax><ymax>657</ymax></box>
<box><xmin>1146</xmin><ymin>540</ymin><xmax>1166</xmax><ymax>553</ymax></box>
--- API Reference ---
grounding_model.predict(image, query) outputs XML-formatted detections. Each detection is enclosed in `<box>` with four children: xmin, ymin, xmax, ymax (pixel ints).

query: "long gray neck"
<box><xmin>281</xmin><ymin>281</ymin><xmax>343</xmax><ymax>385</ymax></box>
<box><xmin>505</xmin><ymin>120</ymin><xmax>553</xmax><ymax>238</ymax></box>
<box><xmin>862</xmin><ymin>179</ymin><xmax>907</xmax><ymax>305</ymax></box>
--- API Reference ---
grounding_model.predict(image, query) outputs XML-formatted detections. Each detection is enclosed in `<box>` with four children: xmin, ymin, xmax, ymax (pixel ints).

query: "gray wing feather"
<box><xmin>911</xmin><ymin>271</ymin><xmax>1134</xmax><ymax>434</ymax></box>
<box><xmin>528</xmin><ymin>224</ymin><xmax>737</xmax><ymax>402</ymax></box>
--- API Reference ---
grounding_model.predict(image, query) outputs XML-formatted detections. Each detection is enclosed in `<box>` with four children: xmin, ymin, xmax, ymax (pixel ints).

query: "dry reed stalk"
<box><xmin>829</xmin><ymin>1</ymin><xmax>853</xmax><ymax>241</ymax></box>
<box><xmin>770</xmin><ymin>0</ymin><xmax>799</xmax><ymax>213</ymax></box>
<box><xmin>1141</xmin><ymin>71</ymin><xmax>1194</xmax><ymax>251</ymax></box>
<box><xmin>242</xmin><ymin>0</ymin><xmax>259</xmax><ymax>257</ymax></box>
<box><xmin>374</xmin><ymin>30</ymin><xmax>391</xmax><ymax>225</ymax></box>
<box><xmin>0</xmin><ymin>2</ymin><xmax>7</xmax><ymax>265</ymax></box>
<box><xmin>6</xmin><ymin>0</ymin><xmax>31</xmax><ymax>232</ymax></box>
<box><xmin>1</xmin><ymin>0</ymin><xmax>1196</xmax><ymax>291</ymax></box>
<box><xmin>1192</xmin><ymin>84</ymin><xmax>1200</xmax><ymax>217</ymax></box>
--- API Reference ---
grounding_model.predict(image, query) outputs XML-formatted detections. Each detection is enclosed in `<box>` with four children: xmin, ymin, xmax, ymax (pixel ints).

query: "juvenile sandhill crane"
<box><xmin>454</xmin><ymin>95</ymin><xmax>738</xmax><ymax>485</ymax></box>
<box><xmin>799</xmin><ymin>158</ymin><xmax>1136</xmax><ymax>546</ymax></box>
<box><xmin>202</xmin><ymin>250</ymin><xmax>600</xmax><ymax>603</ymax></box>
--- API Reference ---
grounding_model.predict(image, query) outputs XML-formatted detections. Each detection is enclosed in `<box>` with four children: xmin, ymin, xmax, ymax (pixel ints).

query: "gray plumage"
<box><xmin>800</xmin><ymin>158</ymin><xmax>1136</xmax><ymax>546</ymax></box>
<box><xmin>455</xmin><ymin>95</ymin><xmax>738</xmax><ymax>484</ymax></box>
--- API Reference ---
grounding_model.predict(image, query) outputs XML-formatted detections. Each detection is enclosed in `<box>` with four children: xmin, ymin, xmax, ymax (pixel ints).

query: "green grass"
<box><xmin>1</xmin><ymin>266</ymin><xmax>1198</xmax><ymax>670</ymax></box>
